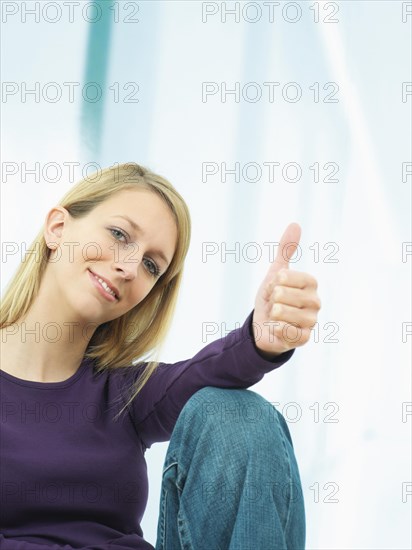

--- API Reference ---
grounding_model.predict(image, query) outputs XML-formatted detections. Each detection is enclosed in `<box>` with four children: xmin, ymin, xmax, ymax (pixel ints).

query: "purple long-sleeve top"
<box><xmin>0</xmin><ymin>310</ymin><xmax>295</xmax><ymax>549</ymax></box>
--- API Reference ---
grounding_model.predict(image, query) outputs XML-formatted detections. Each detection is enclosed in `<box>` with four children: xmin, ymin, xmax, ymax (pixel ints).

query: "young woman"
<box><xmin>0</xmin><ymin>162</ymin><xmax>321</xmax><ymax>549</ymax></box>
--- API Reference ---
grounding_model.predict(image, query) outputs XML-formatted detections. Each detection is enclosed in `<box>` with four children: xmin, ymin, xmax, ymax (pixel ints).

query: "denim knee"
<box><xmin>175</xmin><ymin>386</ymin><xmax>286</xmax><ymax>447</ymax></box>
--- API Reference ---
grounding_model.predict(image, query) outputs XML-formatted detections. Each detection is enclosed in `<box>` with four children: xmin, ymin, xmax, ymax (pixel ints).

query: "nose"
<box><xmin>113</xmin><ymin>243</ymin><xmax>142</xmax><ymax>280</ymax></box>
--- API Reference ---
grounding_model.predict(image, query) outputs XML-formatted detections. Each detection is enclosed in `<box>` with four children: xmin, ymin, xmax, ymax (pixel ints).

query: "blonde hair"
<box><xmin>0</xmin><ymin>162</ymin><xmax>191</xmax><ymax>420</ymax></box>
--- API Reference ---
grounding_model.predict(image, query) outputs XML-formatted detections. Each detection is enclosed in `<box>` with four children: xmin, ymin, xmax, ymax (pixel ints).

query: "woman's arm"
<box><xmin>127</xmin><ymin>309</ymin><xmax>295</xmax><ymax>450</ymax></box>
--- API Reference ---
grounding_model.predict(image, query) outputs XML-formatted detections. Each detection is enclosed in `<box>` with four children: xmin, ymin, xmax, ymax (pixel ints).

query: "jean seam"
<box><xmin>177</xmin><ymin>507</ymin><xmax>195</xmax><ymax>550</ymax></box>
<box><xmin>158</xmin><ymin>460</ymin><xmax>179</xmax><ymax>550</ymax></box>
<box><xmin>158</xmin><ymin>483</ymin><xmax>167</xmax><ymax>549</ymax></box>
<box><xmin>162</xmin><ymin>459</ymin><xmax>178</xmax><ymax>476</ymax></box>
<box><xmin>274</xmin><ymin>408</ymin><xmax>293</xmax><ymax>533</ymax></box>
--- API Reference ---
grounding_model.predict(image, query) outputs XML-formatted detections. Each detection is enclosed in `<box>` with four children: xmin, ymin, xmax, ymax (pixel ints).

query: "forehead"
<box><xmin>91</xmin><ymin>188</ymin><xmax>176</xmax><ymax>229</ymax></box>
<box><xmin>96</xmin><ymin>188</ymin><xmax>168</xmax><ymax>212</ymax></box>
<box><xmin>90</xmin><ymin>188</ymin><xmax>178</xmax><ymax>258</ymax></box>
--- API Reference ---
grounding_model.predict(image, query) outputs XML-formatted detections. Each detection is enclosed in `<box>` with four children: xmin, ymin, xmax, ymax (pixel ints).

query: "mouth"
<box><xmin>88</xmin><ymin>269</ymin><xmax>120</xmax><ymax>301</ymax></box>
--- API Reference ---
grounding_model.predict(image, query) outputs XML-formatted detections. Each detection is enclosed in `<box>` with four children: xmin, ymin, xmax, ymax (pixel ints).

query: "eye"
<box><xmin>109</xmin><ymin>227</ymin><xmax>129</xmax><ymax>242</ymax></box>
<box><xmin>143</xmin><ymin>258</ymin><xmax>161</xmax><ymax>278</ymax></box>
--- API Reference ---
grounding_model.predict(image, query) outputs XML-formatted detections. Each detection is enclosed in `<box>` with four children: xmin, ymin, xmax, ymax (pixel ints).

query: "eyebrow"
<box><xmin>110</xmin><ymin>215</ymin><xmax>172</xmax><ymax>268</ymax></box>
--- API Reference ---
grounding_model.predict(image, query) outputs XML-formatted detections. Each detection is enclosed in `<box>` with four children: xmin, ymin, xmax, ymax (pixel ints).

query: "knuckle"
<box><xmin>309</xmin><ymin>314</ymin><xmax>318</xmax><ymax>326</ymax></box>
<box><xmin>311</xmin><ymin>297</ymin><xmax>321</xmax><ymax>310</ymax></box>
<box><xmin>273</xmin><ymin>286</ymin><xmax>284</xmax><ymax>300</ymax></box>
<box><xmin>272</xmin><ymin>303</ymin><xmax>283</xmax><ymax>317</ymax></box>
<box><xmin>277</xmin><ymin>270</ymin><xmax>288</xmax><ymax>283</ymax></box>
<box><xmin>305</xmin><ymin>274</ymin><xmax>318</xmax><ymax>290</ymax></box>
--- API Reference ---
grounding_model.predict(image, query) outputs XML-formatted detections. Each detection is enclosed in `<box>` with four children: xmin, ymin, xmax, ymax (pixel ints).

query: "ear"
<box><xmin>43</xmin><ymin>206</ymin><xmax>70</xmax><ymax>250</ymax></box>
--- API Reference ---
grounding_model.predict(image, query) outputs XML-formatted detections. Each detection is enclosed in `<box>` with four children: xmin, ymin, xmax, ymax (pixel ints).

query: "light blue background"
<box><xmin>1</xmin><ymin>1</ymin><xmax>411</xmax><ymax>548</ymax></box>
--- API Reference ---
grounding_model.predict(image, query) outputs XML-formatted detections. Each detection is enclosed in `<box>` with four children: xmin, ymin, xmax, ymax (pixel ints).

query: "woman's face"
<box><xmin>43</xmin><ymin>188</ymin><xmax>178</xmax><ymax>326</ymax></box>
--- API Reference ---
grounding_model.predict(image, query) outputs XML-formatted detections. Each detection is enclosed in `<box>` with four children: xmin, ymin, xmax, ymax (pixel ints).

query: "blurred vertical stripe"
<box><xmin>81</xmin><ymin>0</ymin><xmax>114</xmax><ymax>159</ymax></box>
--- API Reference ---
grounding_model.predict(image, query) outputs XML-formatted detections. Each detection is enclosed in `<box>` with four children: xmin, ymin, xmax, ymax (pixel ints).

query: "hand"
<box><xmin>252</xmin><ymin>222</ymin><xmax>321</xmax><ymax>357</ymax></box>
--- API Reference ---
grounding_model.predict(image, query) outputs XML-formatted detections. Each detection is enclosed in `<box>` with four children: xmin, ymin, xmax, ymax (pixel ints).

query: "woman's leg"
<box><xmin>155</xmin><ymin>386</ymin><xmax>306</xmax><ymax>550</ymax></box>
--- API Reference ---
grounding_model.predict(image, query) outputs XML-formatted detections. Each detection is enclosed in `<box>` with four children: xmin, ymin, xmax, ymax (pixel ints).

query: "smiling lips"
<box><xmin>88</xmin><ymin>270</ymin><xmax>120</xmax><ymax>301</ymax></box>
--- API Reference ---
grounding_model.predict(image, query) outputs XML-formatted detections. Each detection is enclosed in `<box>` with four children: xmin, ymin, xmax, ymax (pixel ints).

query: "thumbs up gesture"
<box><xmin>252</xmin><ymin>223</ymin><xmax>321</xmax><ymax>357</ymax></box>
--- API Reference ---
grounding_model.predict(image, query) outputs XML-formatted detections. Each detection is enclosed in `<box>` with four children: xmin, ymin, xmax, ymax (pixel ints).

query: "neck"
<box><xmin>0</xmin><ymin>293</ymin><xmax>99</xmax><ymax>383</ymax></box>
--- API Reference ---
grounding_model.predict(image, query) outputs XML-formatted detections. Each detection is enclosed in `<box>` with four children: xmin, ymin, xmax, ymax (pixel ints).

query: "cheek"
<box><xmin>127</xmin><ymin>281</ymin><xmax>156</xmax><ymax>309</ymax></box>
<box><xmin>82</xmin><ymin>239</ymin><xmax>109</xmax><ymax>263</ymax></box>
<box><xmin>133</xmin><ymin>284</ymin><xmax>150</xmax><ymax>304</ymax></box>
<box><xmin>55</xmin><ymin>237</ymin><xmax>107</xmax><ymax>266</ymax></box>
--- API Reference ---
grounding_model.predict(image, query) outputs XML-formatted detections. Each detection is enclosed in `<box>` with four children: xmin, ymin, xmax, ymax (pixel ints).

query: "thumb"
<box><xmin>272</xmin><ymin>222</ymin><xmax>302</xmax><ymax>274</ymax></box>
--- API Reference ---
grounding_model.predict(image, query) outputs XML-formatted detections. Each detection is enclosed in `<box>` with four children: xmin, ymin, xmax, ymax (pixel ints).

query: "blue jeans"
<box><xmin>155</xmin><ymin>387</ymin><xmax>306</xmax><ymax>550</ymax></box>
